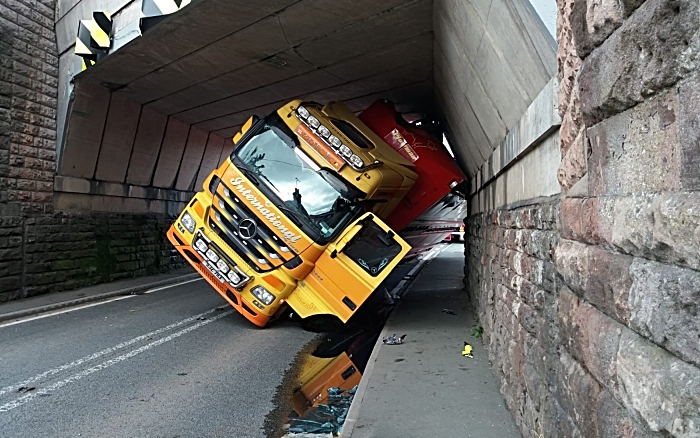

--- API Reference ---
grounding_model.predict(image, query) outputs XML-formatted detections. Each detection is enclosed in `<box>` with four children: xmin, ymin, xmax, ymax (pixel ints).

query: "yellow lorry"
<box><xmin>167</xmin><ymin>100</ymin><xmax>421</xmax><ymax>327</ymax></box>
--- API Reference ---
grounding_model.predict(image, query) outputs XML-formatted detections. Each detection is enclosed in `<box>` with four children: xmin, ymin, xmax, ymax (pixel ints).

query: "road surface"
<box><xmin>0</xmin><ymin>280</ymin><xmax>316</xmax><ymax>438</ymax></box>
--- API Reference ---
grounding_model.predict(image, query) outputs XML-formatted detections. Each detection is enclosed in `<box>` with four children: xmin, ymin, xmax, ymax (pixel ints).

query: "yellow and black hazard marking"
<box><xmin>140</xmin><ymin>0</ymin><xmax>193</xmax><ymax>33</ymax></box>
<box><xmin>75</xmin><ymin>12</ymin><xmax>112</xmax><ymax>70</ymax></box>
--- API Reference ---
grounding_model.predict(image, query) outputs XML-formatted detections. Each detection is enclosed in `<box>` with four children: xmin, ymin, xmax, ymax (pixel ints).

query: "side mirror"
<box><xmin>233</xmin><ymin>115</ymin><xmax>258</xmax><ymax>144</ymax></box>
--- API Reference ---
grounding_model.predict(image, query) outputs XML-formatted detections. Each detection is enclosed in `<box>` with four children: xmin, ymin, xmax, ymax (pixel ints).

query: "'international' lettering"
<box><xmin>229</xmin><ymin>177</ymin><xmax>302</xmax><ymax>242</ymax></box>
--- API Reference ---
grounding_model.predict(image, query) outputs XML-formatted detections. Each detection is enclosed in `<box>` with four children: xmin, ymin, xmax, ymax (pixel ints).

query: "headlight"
<box><xmin>195</xmin><ymin>239</ymin><xmax>208</xmax><ymax>253</ymax></box>
<box><xmin>339</xmin><ymin>145</ymin><xmax>352</xmax><ymax>157</ymax></box>
<box><xmin>307</xmin><ymin>116</ymin><xmax>320</xmax><ymax>129</ymax></box>
<box><xmin>318</xmin><ymin>125</ymin><xmax>331</xmax><ymax>138</ymax></box>
<box><xmin>181</xmin><ymin>212</ymin><xmax>196</xmax><ymax>233</ymax></box>
<box><xmin>216</xmin><ymin>259</ymin><xmax>229</xmax><ymax>273</ymax></box>
<box><xmin>349</xmin><ymin>154</ymin><xmax>364</xmax><ymax>168</ymax></box>
<box><xmin>205</xmin><ymin>249</ymin><xmax>219</xmax><ymax>263</ymax></box>
<box><xmin>250</xmin><ymin>285</ymin><xmax>276</xmax><ymax>305</ymax></box>
<box><xmin>228</xmin><ymin>271</ymin><xmax>240</xmax><ymax>284</ymax></box>
<box><xmin>297</xmin><ymin>106</ymin><xmax>310</xmax><ymax>119</ymax></box>
<box><xmin>328</xmin><ymin>135</ymin><xmax>342</xmax><ymax>148</ymax></box>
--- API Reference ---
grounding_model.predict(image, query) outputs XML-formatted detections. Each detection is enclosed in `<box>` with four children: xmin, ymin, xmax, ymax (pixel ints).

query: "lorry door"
<box><xmin>287</xmin><ymin>213</ymin><xmax>411</xmax><ymax>323</ymax></box>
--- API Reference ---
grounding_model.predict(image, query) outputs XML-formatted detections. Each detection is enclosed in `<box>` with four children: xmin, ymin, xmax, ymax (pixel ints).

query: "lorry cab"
<box><xmin>167</xmin><ymin>100</ymin><xmax>417</xmax><ymax>327</ymax></box>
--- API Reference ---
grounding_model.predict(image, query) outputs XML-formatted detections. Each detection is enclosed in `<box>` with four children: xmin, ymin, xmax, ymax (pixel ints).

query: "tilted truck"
<box><xmin>166</xmin><ymin>99</ymin><xmax>466</xmax><ymax>327</ymax></box>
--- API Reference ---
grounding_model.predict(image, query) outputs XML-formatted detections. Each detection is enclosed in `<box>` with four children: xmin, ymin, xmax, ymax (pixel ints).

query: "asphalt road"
<box><xmin>0</xmin><ymin>256</ymin><xmax>423</xmax><ymax>438</ymax></box>
<box><xmin>0</xmin><ymin>281</ymin><xmax>318</xmax><ymax>438</ymax></box>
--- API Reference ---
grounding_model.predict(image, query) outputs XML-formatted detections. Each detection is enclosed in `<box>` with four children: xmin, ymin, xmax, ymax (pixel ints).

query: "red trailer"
<box><xmin>359</xmin><ymin>100</ymin><xmax>468</xmax><ymax>258</ymax></box>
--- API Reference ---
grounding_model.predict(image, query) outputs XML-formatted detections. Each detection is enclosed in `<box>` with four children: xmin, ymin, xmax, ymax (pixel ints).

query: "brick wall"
<box><xmin>0</xmin><ymin>0</ymin><xmax>184</xmax><ymax>302</ymax></box>
<box><xmin>467</xmin><ymin>0</ymin><xmax>700</xmax><ymax>436</ymax></box>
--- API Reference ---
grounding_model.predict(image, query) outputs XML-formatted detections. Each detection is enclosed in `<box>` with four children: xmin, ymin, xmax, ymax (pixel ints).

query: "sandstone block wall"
<box><xmin>0</xmin><ymin>0</ymin><xmax>184</xmax><ymax>302</ymax></box>
<box><xmin>467</xmin><ymin>0</ymin><xmax>700</xmax><ymax>436</ymax></box>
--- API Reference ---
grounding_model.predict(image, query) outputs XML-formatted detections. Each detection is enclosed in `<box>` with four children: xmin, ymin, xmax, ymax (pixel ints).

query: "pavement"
<box><xmin>340</xmin><ymin>244</ymin><xmax>520</xmax><ymax>438</ymax></box>
<box><xmin>0</xmin><ymin>245</ymin><xmax>519</xmax><ymax>438</ymax></box>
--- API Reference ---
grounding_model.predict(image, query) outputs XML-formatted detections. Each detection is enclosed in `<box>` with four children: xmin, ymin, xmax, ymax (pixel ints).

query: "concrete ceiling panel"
<box><xmin>277</xmin><ymin>0</ymin><xmax>410</xmax><ymax>46</ymax></box>
<box><xmin>214</xmin><ymin>126</ymin><xmax>244</xmax><ymax>139</ymax></box>
<box><xmin>343</xmin><ymin>81</ymin><xmax>434</xmax><ymax>115</ymax></box>
<box><xmin>434</xmin><ymin>0</ymin><xmax>485</xmax><ymax>61</ymax></box>
<box><xmin>465</xmin><ymin>0</ymin><xmax>495</xmax><ymax>23</ymax></box>
<box><xmin>201</xmin><ymin>99</ymin><xmax>291</xmax><ymax>133</ymax></box>
<box><xmin>434</xmin><ymin>68</ymin><xmax>489</xmax><ymax>163</ymax></box>
<box><xmin>174</xmin><ymin>126</ymin><xmax>209</xmax><ymax>191</ymax></box>
<box><xmin>294</xmin><ymin>0</ymin><xmax>432</xmax><ymax>67</ymax></box>
<box><xmin>58</xmin><ymin>80</ymin><xmax>111</xmax><ymax>179</ymax></box>
<box><xmin>177</xmin><ymin>69</ymin><xmax>343</xmax><ymax>124</ymax></box>
<box><xmin>509</xmin><ymin>0</ymin><xmax>557</xmax><ymax>74</ymax></box>
<box><xmin>434</xmin><ymin>30</ymin><xmax>506</xmax><ymax>149</ymax></box>
<box><xmin>152</xmin><ymin>118</ymin><xmax>191</xmax><ymax>189</ymax></box>
<box><xmin>115</xmin><ymin>16</ymin><xmax>292</xmax><ymax>103</ymax></box>
<box><xmin>125</xmin><ymin>107</ymin><xmax>168</xmax><ymax>186</ymax></box>
<box><xmin>81</xmin><ymin>0</ymin><xmax>298</xmax><ymax>85</ymax></box>
<box><xmin>218</xmin><ymin>139</ymin><xmax>235</xmax><ymax>167</ymax></box>
<box><xmin>473</xmin><ymin>37</ymin><xmax>529</xmax><ymax>129</ymax></box>
<box><xmin>485</xmin><ymin>0</ymin><xmax>553</xmax><ymax>101</ymax></box>
<box><xmin>197</xmin><ymin>60</ymin><xmax>432</xmax><ymax>132</ymax></box>
<box><xmin>146</xmin><ymin>50</ymin><xmax>317</xmax><ymax>115</ymax></box>
<box><xmin>321</xmin><ymin>34</ymin><xmax>432</xmax><ymax>82</ymax></box>
<box><xmin>94</xmin><ymin>93</ymin><xmax>142</xmax><ymax>182</ymax></box>
<box><xmin>435</xmin><ymin>79</ymin><xmax>483</xmax><ymax>175</ymax></box>
<box><xmin>435</xmin><ymin>71</ymin><xmax>493</xmax><ymax>163</ymax></box>
<box><xmin>194</xmin><ymin>134</ymin><xmax>225</xmax><ymax>190</ymax></box>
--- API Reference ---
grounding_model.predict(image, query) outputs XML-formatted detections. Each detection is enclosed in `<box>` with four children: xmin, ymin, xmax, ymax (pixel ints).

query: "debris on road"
<box><xmin>462</xmin><ymin>342</ymin><xmax>473</xmax><ymax>358</ymax></box>
<box><xmin>382</xmin><ymin>334</ymin><xmax>406</xmax><ymax>345</ymax></box>
<box><xmin>442</xmin><ymin>308</ymin><xmax>457</xmax><ymax>315</ymax></box>
<box><xmin>216</xmin><ymin>306</ymin><xmax>227</xmax><ymax>311</ymax></box>
<box><xmin>197</xmin><ymin>316</ymin><xmax>207</xmax><ymax>320</ymax></box>
<box><xmin>471</xmin><ymin>325</ymin><xmax>484</xmax><ymax>338</ymax></box>
<box><xmin>177</xmin><ymin>373</ymin><xmax>188</xmax><ymax>376</ymax></box>
<box><xmin>16</xmin><ymin>387</ymin><xmax>35</xmax><ymax>393</ymax></box>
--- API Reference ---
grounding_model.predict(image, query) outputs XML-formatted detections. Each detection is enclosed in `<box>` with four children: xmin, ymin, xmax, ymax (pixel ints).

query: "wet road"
<box><xmin>0</xmin><ymin>281</ymin><xmax>316</xmax><ymax>438</ymax></box>
<box><xmin>0</xmin><ymin>255</ymin><xmax>423</xmax><ymax>438</ymax></box>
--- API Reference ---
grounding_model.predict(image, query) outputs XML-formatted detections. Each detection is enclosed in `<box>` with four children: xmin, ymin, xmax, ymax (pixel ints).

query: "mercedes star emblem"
<box><xmin>238</xmin><ymin>218</ymin><xmax>257</xmax><ymax>239</ymax></box>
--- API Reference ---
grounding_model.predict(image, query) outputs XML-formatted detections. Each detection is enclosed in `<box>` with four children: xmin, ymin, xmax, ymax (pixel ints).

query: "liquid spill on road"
<box><xmin>266</xmin><ymin>287</ymin><xmax>396</xmax><ymax>438</ymax></box>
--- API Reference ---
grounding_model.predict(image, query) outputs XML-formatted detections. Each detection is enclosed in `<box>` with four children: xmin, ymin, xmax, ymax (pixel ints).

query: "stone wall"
<box><xmin>467</xmin><ymin>0</ymin><xmax>700</xmax><ymax>436</ymax></box>
<box><xmin>0</xmin><ymin>213</ymin><xmax>183</xmax><ymax>301</ymax></box>
<box><xmin>0</xmin><ymin>0</ymin><xmax>184</xmax><ymax>302</ymax></box>
<box><xmin>466</xmin><ymin>200</ymin><xmax>567</xmax><ymax>436</ymax></box>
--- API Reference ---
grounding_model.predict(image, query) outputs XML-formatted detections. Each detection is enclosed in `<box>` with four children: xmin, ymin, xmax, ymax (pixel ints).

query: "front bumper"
<box><xmin>167</xmin><ymin>222</ymin><xmax>273</xmax><ymax>327</ymax></box>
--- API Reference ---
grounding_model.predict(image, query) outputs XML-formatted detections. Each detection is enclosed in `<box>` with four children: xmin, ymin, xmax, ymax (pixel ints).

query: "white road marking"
<box><xmin>143</xmin><ymin>278</ymin><xmax>202</xmax><ymax>294</ymax></box>
<box><xmin>0</xmin><ymin>296</ymin><xmax>135</xmax><ymax>328</ymax></box>
<box><xmin>0</xmin><ymin>309</ymin><xmax>235</xmax><ymax>413</ymax></box>
<box><xmin>0</xmin><ymin>278</ymin><xmax>203</xmax><ymax>328</ymax></box>
<box><xmin>0</xmin><ymin>307</ymin><xmax>221</xmax><ymax>398</ymax></box>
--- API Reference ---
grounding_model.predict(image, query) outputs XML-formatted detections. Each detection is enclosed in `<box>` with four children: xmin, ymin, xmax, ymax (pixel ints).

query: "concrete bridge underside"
<box><xmin>5</xmin><ymin>0</ymin><xmax>699</xmax><ymax>435</ymax></box>
<box><xmin>55</xmin><ymin>0</ymin><xmax>558</xmax><ymax>215</ymax></box>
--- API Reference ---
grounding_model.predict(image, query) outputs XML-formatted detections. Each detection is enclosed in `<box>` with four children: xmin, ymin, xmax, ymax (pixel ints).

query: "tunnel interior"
<box><xmin>55</xmin><ymin>0</ymin><xmax>560</xmax><ymax>216</ymax></box>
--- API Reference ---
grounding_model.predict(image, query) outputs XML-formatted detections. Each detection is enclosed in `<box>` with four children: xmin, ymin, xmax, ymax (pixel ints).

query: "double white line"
<box><xmin>0</xmin><ymin>306</ymin><xmax>233</xmax><ymax>413</ymax></box>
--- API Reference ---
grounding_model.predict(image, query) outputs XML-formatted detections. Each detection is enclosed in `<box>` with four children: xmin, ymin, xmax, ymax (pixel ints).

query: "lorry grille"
<box><xmin>208</xmin><ymin>184</ymin><xmax>297</xmax><ymax>273</ymax></box>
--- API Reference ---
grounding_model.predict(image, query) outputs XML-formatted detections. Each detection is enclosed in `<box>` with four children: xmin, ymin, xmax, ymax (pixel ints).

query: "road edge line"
<box><xmin>0</xmin><ymin>273</ymin><xmax>202</xmax><ymax>323</ymax></box>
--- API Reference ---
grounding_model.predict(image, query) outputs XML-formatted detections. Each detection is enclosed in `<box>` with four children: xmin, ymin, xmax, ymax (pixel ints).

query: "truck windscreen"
<box><xmin>234</xmin><ymin>116</ymin><xmax>362</xmax><ymax>241</ymax></box>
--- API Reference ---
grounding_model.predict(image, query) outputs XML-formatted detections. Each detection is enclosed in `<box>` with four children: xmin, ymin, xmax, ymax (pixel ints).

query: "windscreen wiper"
<box><xmin>274</xmin><ymin>204</ymin><xmax>308</xmax><ymax>229</ymax></box>
<box><xmin>235</xmin><ymin>162</ymin><xmax>260</xmax><ymax>186</ymax></box>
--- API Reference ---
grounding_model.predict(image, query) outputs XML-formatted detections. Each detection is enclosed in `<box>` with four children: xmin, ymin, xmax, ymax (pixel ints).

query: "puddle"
<box><xmin>265</xmin><ymin>259</ymin><xmax>421</xmax><ymax>438</ymax></box>
<box><xmin>267</xmin><ymin>285</ymin><xmax>397</xmax><ymax>438</ymax></box>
